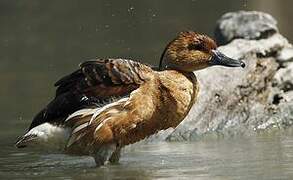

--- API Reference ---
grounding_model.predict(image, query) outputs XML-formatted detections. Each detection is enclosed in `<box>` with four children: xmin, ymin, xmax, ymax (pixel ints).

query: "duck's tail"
<box><xmin>15</xmin><ymin>90</ymin><xmax>100</xmax><ymax>149</ymax></box>
<box><xmin>15</xmin><ymin>134</ymin><xmax>37</xmax><ymax>148</ymax></box>
<box><xmin>15</xmin><ymin>122</ymin><xmax>71</xmax><ymax>151</ymax></box>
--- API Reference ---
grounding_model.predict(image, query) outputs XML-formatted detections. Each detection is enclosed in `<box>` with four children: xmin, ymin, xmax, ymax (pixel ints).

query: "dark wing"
<box><xmin>55</xmin><ymin>59</ymin><xmax>150</xmax><ymax>98</ymax></box>
<box><xmin>28</xmin><ymin>58</ymin><xmax>152</xmax><ymax>130</ymax></box>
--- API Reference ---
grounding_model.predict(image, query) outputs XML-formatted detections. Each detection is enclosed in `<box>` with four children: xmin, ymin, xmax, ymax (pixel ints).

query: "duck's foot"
<box><xmin>108</xmin><ymin>147</ymin><xmax>121</xmax><ymax>164</ymax></box>
<box><xmin>93</xmin><ymin>143</ymin><xmax>121</xmax><ymax>167</ymax></box>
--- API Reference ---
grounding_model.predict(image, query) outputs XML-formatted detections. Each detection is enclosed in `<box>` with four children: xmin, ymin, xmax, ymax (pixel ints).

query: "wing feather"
<box><xmin>29</xmin><ymin>58</ymin><xmax>152</xmax><ymax>131</ymax></box>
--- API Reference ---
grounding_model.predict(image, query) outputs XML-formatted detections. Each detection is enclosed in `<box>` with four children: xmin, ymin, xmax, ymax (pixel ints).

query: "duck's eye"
<box><xmin>187</xmin><ymin>43</ymin><xmax>206</xmax><ymax>51</ymax></box>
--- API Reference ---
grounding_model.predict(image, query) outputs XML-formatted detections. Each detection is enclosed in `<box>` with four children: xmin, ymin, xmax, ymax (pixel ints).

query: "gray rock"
<box><xmin>165</xmin><ymin>11</ymin><xmax>293</xmax><ymax>141</ymax></box>
<box><xmin>215</xmin><ymin>11</ymin><xmax>278</xmax><ymax>45</ymax></box>
<box><xmin>277</xmin><ymin>47</ymin><xmax>293</xmax><ymax>67</ymax></box>
<box><xmin>273</xmin><ymin>63</ymin><xmax>293</xmax><ymax>92</ymax></box>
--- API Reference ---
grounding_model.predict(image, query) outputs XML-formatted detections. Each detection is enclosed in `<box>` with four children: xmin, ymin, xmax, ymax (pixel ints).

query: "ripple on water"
<box><xmin>1</xmin><ymin>129</ymin><xmax>293</xmax><ymax>179</ymax></box>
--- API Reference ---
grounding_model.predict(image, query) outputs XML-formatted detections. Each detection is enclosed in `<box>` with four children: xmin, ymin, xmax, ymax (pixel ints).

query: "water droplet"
<box><xmin>242</xmin><ymin>0</ymin><xmax>248</xmax><ymax>7</ymax></box>
<box><xmin>128</xmin><ymin>6</ymin><xmax>135</xmax><ymax>13</ymax></box>
<box><xmin>79</xmin><ymin>26</ymin><xmax>83</xmax><ymax>31</ymax></box>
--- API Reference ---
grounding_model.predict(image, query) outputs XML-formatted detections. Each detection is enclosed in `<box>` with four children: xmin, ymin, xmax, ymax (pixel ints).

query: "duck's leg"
<box><xmin>93</xmin><ymin>143</ymin><xmax>116</xmax><ymax>167</ymax></box>
<box><xmin>108</xmin><ymin>146</ymin><xmax>122</xmax><ymax>164</ymax></box>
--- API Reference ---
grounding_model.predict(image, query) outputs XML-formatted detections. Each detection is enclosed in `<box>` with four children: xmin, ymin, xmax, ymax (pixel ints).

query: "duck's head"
<box><xmin>159</xmin><ymin>31</ymin><xmax>245</xmax><ymax>71</ymax></box>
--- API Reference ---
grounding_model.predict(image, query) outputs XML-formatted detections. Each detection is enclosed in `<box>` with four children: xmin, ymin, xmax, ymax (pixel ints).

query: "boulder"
<box><xmin>215</xmin><ymin>11</ymin><xmax>278</xmax><ymax>45</ymax></box>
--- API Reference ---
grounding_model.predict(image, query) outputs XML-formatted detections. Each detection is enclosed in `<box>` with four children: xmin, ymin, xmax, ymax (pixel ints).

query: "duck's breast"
<box><xmin>157</xmin><ymin>70</ymin><xmax>198</xmax><ymax>128</ymax></box>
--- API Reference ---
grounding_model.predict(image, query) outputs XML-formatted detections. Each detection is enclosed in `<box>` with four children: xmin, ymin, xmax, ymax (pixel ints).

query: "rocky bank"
<box><xmin>165</xmin><ymin>11</ymin><xmax>293</xmax><ymax>141</ymax></box>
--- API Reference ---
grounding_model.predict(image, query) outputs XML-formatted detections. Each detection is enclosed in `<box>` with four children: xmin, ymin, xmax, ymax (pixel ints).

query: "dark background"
<box><xmin>0</xmin><ymin>0</ymin><xmax>292</xmax><ymax>123</ymax></box>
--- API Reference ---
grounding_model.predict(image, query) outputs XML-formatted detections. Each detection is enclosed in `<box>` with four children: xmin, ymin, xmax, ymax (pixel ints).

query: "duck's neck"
<box><xmin>179</xmin><ymin>70</ymin><xmax>199</xmax><ymax>109</ymax></box>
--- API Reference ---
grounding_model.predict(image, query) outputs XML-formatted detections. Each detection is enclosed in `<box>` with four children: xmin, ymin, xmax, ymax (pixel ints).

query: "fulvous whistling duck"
<box><xmin>15</xmin><ymin>31</ymin><xmax>245</xmax><ymax>166</ymax></box>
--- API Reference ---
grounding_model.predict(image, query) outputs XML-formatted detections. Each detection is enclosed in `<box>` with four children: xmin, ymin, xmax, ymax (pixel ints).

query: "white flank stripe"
<box><xmin>94</xmin><ymin>117</ymin><xmax>112</xmax><ymax>134</ymax></box>
<box><xmin>89</xmin><ymin>97</ymin><xmax>129</xmax><ymax>124</ymax></box>
<box><xmin>72</xmin><ymin>122</ymin><xmax>89</xmax><ymax>134</ymax></box>
<box><xmin>65</xmin><ymin>108</ymin><xmax>97</xmax><ymax>122</ymax></box>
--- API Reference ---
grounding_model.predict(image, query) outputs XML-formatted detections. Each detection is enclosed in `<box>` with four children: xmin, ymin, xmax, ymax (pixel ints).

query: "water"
<box><xmin>1</xmin><ymin>0</ymin><xmax>293</xmax><ymax>179</ymax></box>
<box><xmin>1</xmin><ymin>121</ymin><xmax>293</xmax><ymax>179</ymax></box>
